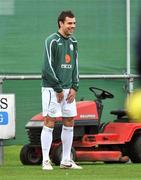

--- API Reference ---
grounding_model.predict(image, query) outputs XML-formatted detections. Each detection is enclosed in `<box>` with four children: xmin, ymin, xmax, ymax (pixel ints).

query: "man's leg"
<box><xmin>41</xmin><ymin>116</ymin><xmax>55</xmax><ymax>170</ymax></box>
<box><xmin>60</xmin><ymin>118</ymin><xmax>82</xmax><ymax>169</ymax></box>
<box><xmin>61</xmin><ymin>118</ymin><xmax>74</xmax><ymax>162</ymax></box>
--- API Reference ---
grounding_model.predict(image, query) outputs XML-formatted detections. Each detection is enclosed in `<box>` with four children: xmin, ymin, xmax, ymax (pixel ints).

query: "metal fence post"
<box><xmin>0</xmin><ymin>140</ymin><xmax>4</xmax><ymax>165</ymax></box>
<box><xmin>0</xmin><ymin>78</ymin><xmax>2</xmax><ymax>93</ymax></box>
<box><xmin>0</xmin><ymin>78</ymin><xmax>4</xmax><ymax>165</ymax></box>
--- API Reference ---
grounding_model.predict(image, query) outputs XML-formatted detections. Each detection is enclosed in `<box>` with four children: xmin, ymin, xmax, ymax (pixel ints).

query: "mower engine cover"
<box><xmin>26</xmin><ymin>101</ymin><xmax>99</xmax><ymax>128</ymax></box>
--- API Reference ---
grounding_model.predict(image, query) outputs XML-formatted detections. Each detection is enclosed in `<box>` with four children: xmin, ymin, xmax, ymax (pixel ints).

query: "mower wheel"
<box><xmin>20</xmin><ymin>144</ymin><xmax>42</xmax><ymax>165</ymax></box>
<box><xmin>51</xmin><ymin>144</ymin><xmax>76</xmax><ymax>165</ymax></box>
<box><xmin>128</xmin><ymin>134</ymin><xmax>141</xmax><ymax>163</ymax></box>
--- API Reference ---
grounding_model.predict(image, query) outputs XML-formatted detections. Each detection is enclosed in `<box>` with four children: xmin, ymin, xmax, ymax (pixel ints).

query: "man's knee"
<box><xmin>62</xmin><ymin>117</ymin><xmax>74</xmax><ymax>127</ymax></box>
<box><xmin>43</xmin><ymin>116</ymin><xmax>55</xmax><ymax>128</ymax></box>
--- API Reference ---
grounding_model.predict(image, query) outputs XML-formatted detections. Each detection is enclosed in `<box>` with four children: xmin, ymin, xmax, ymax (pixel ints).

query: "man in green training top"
<box><xmin>41</xmin><ymin>10</ymin><xmax>82</xmax><ymax>170</ymax></box>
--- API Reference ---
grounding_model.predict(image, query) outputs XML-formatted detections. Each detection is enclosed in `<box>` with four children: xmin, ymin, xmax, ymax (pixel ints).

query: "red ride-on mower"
<box><xmin>20</xmin><ymin>86</ymin><xmax>141</xmax><ymax>165</ymax></box>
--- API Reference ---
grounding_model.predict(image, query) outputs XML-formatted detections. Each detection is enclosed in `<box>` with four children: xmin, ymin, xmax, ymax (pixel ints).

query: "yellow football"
<box><xmin>125</xmin><ymin>89</ymin><xmax>141</xmax><ymax>122</ymax></box>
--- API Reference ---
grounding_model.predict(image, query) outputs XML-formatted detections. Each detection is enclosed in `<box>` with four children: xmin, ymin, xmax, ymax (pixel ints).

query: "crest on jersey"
<box><xmin>70</xmin><ymin>44</ymin><xmax>74</xmax><ymax>51</ymax></box>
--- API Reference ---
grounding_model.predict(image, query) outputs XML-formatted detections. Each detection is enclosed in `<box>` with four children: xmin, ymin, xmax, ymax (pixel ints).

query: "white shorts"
<box><xmin>41</xmin><ymin>87</ymin><xmax>77</xmax><ymax>118</ymax></box>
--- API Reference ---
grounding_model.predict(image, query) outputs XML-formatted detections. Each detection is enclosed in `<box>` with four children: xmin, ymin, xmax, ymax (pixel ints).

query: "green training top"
<box><xmin>42</xmin><ymin>32</ymin><xmax>79</xmax><ymax>93</ymax></box>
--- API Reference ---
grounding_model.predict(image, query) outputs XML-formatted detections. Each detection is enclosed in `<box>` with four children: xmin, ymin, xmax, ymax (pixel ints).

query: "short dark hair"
<box><xmin>57</xmin><ymin>10</ymin><xmax>75</xmax><ymax>28</ymax></box>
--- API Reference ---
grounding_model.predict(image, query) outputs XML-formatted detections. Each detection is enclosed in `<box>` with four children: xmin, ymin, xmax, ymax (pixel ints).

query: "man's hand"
<box><xmin>66</xmin><ymin>88</ymin><xmax>76</xmax><ymax>103</ymax></box>
<box><xmin>56</xmin><ymin>91</ymin><xmax>64</xmax><ymax>103</ymax></box>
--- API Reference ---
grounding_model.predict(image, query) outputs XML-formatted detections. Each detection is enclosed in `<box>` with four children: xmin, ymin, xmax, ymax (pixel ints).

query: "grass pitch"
<box><xmin>0</xmin><ymin>145</ymin><xmax>141</xmax><ymax>180</ymax></box>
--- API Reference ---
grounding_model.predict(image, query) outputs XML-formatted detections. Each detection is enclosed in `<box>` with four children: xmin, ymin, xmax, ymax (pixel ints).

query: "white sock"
<box><xmin>61</xmin><ymin>125</ymin><xmax>73</xmax><ymax>162</ymax></box>
<box><xmin>41</xmin><ymin>126</ymin><xmax>53</xmax><ymax>162</ymax></box>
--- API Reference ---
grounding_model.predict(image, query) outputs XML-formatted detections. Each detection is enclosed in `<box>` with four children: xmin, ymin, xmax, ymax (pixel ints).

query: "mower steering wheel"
<box><xmin>89</xmin><ymin>87</ymin><xmax>114</xmax><ymax>100</ymax></box>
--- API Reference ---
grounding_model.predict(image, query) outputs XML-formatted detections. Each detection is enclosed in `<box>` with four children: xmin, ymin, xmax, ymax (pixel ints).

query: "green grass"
<box><xmin>0</xmin><ymin>145</ymin><xmax>141</xmax><ymax>180</ymax></box>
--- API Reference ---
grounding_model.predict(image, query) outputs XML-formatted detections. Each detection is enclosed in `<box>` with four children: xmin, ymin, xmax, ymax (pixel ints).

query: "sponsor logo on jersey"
<box><xmin>65</xmin><ymin>54</ymin><xmax>71</xmax><ymax>63</ymax></box>
<box><xmin>61</xmin><ymin>64</ymin><xmax>72</xmax><ymax>69</ymax></box>
<box><xmin>61</xmin><ymin>54</ymin><xmax>72</xmax><ymax>68</ymax></box>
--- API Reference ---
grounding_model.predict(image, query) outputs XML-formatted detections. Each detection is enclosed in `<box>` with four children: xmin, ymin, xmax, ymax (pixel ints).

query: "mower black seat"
<box><xmin>110</xmin><ymin>110</ymin><xmax>127</xmax><ymax>118</ymax></box>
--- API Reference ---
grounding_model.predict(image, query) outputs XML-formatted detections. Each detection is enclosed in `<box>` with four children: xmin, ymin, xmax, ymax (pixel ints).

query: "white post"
<box><xmin>126</xmin><ymin>0</ymin><xmax>133</xmax><ymax>93</ymax></box>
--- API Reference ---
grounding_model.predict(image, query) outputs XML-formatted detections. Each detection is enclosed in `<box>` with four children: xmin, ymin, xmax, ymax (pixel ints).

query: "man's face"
<box><xmin>59</xmin><ymin>17</ymin><xmax>76</xmax><ymax>37</ymax></box>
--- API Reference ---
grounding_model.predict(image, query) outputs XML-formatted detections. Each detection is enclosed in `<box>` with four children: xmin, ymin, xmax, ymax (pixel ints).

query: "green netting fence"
<box><xmin>0</xmin><ymin>0</ymin><xmax>140</xmax><ymax>144</ymax></box>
